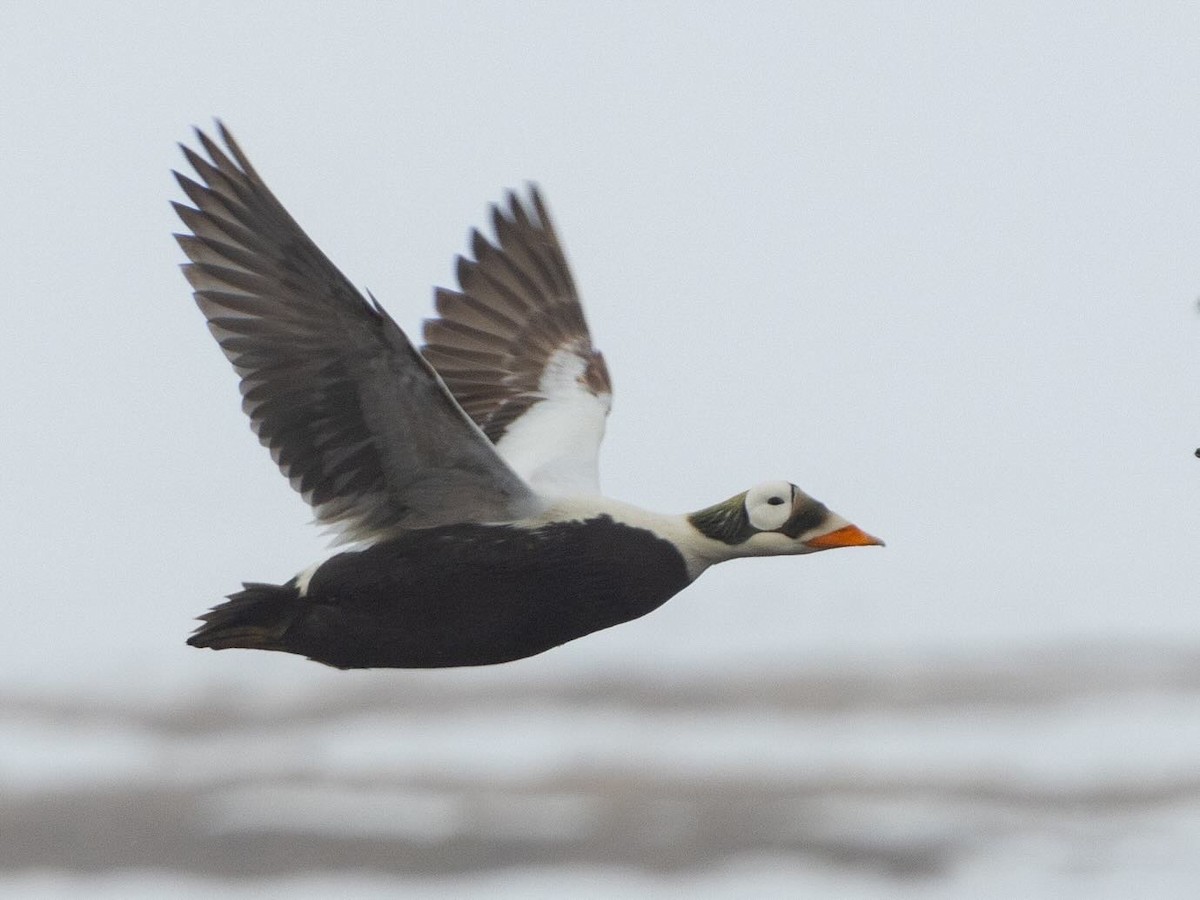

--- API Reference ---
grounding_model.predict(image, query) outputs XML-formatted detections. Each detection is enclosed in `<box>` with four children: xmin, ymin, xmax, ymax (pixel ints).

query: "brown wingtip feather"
<box><xmin>417</xmin><ymin>184</ymin><xmax>610</xmax><ymax>449</ymax></box>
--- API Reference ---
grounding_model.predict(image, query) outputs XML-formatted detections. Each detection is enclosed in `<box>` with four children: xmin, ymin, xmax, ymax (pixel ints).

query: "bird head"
<box><xmin>687</xmin><ymin>480</ymin><xmax>883</xmax><ymax>560</ymax></box>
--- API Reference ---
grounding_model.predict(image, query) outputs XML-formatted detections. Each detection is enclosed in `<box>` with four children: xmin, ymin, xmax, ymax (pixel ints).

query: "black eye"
<box><xmin>767</xmin><ymin>496</ymin><xmax>784</xmax><ymax>506</ymax></box>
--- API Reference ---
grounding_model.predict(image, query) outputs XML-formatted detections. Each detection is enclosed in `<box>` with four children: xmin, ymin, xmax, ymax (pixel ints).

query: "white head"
<box><xmin>687</xmin><ymin>479</ymin><xmax>883</xmax><ymax>561</ymax></box>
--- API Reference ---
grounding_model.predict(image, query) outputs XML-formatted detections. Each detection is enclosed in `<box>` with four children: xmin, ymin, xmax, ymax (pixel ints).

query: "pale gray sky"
<box><xmin>3</xmin><ymin>2</ymin><xmax>1200</xmax><ymax>693</ymax></box>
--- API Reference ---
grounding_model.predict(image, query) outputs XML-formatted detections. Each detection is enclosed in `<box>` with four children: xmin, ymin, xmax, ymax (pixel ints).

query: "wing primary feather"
<box><xmin>174</xmin><ymin>125</ymin><xmax>544</xmax><ymax>540</ymax></box>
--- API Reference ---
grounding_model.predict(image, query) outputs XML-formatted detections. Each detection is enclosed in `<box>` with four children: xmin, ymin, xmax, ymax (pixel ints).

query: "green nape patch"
<box><xmin>687</xmin><ymin>493</ymin><xmax>755</xmax><ymax>546</ymax></box>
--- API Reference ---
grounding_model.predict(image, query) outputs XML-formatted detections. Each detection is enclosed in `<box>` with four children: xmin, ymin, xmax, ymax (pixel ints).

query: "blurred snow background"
<box><xmin>3</xmin><ymin>2</ymin><xmax>1200</xmax><ymax>896</ymax></box>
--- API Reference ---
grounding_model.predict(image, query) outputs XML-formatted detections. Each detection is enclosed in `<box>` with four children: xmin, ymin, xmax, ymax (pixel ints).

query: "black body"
<box><xmin>188</xmin><ymin>516</ymin><xmax>693</xmax><ymax>668</ymax></box>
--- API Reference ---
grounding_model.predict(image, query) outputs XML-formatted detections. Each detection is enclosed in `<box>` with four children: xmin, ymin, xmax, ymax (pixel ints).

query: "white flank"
<box><xmin>493</xmin><ymin>348</ymin><xmax>611</xmax><ymax>498</ymax></box>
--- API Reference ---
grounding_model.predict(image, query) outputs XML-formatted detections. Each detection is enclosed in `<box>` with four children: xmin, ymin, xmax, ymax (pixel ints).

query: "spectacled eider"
<box><xmin>174</xmin><ymin>123</ymin><xmax>882</xmax><ymax>669</ymax></box>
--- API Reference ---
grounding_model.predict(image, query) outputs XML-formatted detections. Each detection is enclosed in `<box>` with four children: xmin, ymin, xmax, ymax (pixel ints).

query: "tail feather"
<box><xmin>187</xmin><ymin>581</ymin><xmax>301</xmax><ymax>652</ymax></box>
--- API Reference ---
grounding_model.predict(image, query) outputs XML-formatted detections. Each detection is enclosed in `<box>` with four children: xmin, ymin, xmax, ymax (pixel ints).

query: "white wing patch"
<box><xmin>493</xmin><ymin>347</ymin><xmax>612</xmax><ymax>497</ymax></box>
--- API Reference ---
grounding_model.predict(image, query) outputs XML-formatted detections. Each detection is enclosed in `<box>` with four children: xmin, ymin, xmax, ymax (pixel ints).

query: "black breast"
<box><xmin>292</xmin><ymin>515</ymin><xmax>693</xmax><ymax>668</ymax></box>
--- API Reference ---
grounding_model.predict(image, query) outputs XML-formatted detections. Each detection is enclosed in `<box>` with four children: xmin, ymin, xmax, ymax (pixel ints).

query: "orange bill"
<box><xmin>804</xmin><ymin>524</ymin><xmax>885</xmax><ymax>550</ymax></box>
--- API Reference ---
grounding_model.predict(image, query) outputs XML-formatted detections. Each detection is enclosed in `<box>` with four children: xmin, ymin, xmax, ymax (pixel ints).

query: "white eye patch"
<box><xmin>744</xmin><ymin>480</ymin><xmax>795</xmax><ymax>531</ymax></box>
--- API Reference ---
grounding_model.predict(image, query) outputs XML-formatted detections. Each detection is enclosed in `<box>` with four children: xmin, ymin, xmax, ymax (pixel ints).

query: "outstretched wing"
<box><xmin>173</xmin><ymin>123</ymin><xmax>544</xmax><ymax>541</ymax></box>
<box><xmin>421</xmin><ymin>189</ymin><xmax>612</xmax><ymax>497</ymax></box>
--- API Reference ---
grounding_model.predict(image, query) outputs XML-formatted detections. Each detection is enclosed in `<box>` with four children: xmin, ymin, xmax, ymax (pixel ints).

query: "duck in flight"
<box><xmin>175</xmin><ymin>124</ymin><xmax>883</xmax><ymax>669</ymax></box>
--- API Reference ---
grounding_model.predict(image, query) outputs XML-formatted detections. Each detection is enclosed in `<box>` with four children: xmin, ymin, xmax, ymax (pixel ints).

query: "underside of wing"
<box><xmin>173</xmin><ymin>124</ymin><xmax>544</xmax><ymax>541</ymax></box>
<box><xmin>421</xmin><ymin>189</ymin><xmax>612</xmax><ymax>497</ymax></box>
